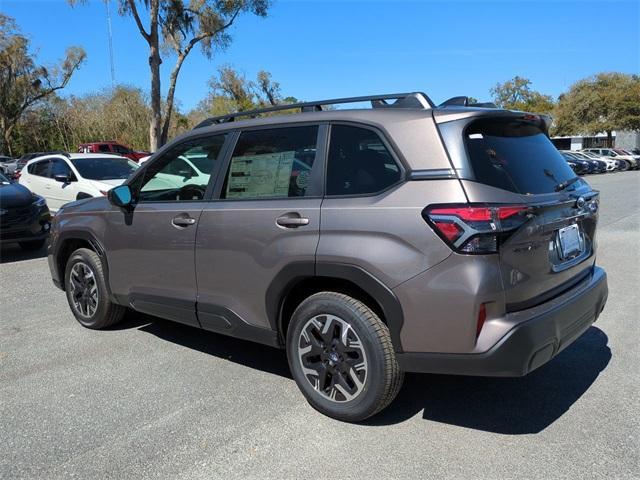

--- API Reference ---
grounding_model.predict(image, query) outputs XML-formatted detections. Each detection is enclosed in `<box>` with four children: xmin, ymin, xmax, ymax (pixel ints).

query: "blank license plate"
<box><xmin>558</xmin><ymin>224</ymin><xmax>582</xmax><ymax>258</ymax></box>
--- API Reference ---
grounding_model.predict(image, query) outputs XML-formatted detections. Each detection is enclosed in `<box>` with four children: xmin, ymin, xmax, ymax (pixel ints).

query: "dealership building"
<box><xmin>551</xmin><ymin>130</ymin><xmax>640</xmax><ymax>151</ymax></box>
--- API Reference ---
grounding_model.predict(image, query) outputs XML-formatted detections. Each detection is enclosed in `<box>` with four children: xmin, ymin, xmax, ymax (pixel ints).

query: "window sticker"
<box><xmin>226</xmin><ymin>151</ymin><xmax>295</xmax><ymax>198</ymax></box>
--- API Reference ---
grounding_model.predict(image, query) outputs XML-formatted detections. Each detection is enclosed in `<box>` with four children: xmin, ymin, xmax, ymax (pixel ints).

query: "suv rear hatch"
<box><xmin>435</xmin><ymin>111</ymin><xmax>599</xmax><ymax>311</ymax></box>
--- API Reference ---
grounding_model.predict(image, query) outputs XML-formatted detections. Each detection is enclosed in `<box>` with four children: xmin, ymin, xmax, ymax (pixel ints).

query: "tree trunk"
<box><xmin>147</xmin><ymin>0</ymin><xmax>162</xmax><ymax>152</ymax></box>
<box><xmin>160</xmin><ymin>54</ymin><xmax>186</xmax><ymax>146</ymax></box>
<box><xmin>148</xmin><ymin>43</ymin><xmax>162</xmax><ymax>152</ymax></box>
<box><xmin>3</xmin><ymin>122</ymin><xmax>14</xmax><ymax>157</ymax></box>
<box><xmin>607</xmin><ymin>130</ymin><xmax>613</xmax><ymax>148</ymax></box>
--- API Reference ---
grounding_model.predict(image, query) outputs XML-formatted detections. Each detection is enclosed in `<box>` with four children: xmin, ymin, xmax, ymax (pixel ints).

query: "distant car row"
<box><xmin>560</xmin><ymin>148</ymin><xmax>640</xmax><ymax>175</ymax></box>
<box><xmin>0</xmin><ymin>141</ymin><xmax>149</xmax><ymax>180</ymax></box>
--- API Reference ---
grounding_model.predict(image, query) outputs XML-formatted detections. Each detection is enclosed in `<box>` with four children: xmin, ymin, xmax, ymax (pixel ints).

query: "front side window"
<box><xmin>28</xmin><ymin>160</ymin><xmax>50</xmax><ymax>177</ymax></box>
<box><xmin>112</xmin><ymin>144</ymin><xmax>132</xmax><ymax>154</ymax></box>
<box><xmin>326</xmin><ymin>125</ymin><xmax>401</xmax><ymax>196</ymax></box>
<box><xmin>50</xmin><ymin>158</ymin><xmax>74</xmax><ymax>179</ymax></box>
<box><xmin>136</xmin><ymin>134</ymin><xmax>226</xmax><ymax>202</ymax></box>
<box><xmin>222</xmin><ymin>126</ymin><xmax>318</xmax><ymax>199</ymax></box>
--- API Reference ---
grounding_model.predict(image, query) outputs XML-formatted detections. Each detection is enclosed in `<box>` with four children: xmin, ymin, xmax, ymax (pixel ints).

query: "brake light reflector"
<box><xmin>423</xmin><ymin>204</ymin><xmax>530</xmax><ymax>254</ymax></box>
<box><xmin>476</xmin><ymin>303</ymin><xmax>487</xmax><ymax>337</ymax></box>
<box><xmin>432</xmin><ymin>221</ymin><xmax>463</xmax><ymax>242</ymax></box>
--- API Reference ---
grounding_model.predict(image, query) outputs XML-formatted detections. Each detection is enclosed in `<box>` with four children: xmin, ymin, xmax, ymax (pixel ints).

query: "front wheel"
<box><xmin>64</xmin><ymin>248</ymin><xmax>126</xmax><ymax>329</ymax></box>
<box><xmin>286</xmin><ymin>292</ymin><xmax>403</xmax><ymax>422</ymax></box>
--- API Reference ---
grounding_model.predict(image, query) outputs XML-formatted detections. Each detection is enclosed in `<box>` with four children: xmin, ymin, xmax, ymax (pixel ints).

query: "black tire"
<box><xmin>286</xmin><ymin>292</ymin><xmax>403</xmax><ymax>422</ymax></box>
<box><xmin>18</xmin><ymin>239</ymin><xmax>46</xmax><ymax>251</ymax></box>
<box><xmin>64</xmin><ymin>248</ymin><xmax>125</xmax><ymax>329</ymax></box>
<box><xmin>619</xmin><ymin>161</ymin><xmax>630</xmax><ymax>171</ymax></box>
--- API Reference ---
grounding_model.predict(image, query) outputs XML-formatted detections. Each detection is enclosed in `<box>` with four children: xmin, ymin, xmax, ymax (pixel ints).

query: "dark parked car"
<box><xmin>561</xmin><ymin>152</ymin><xmax>590</xmax><ymax>175</ymax></box>
<box><xmin>0</xmin><ymin>172</ymin><xmax>51</xmax><ymax>250</ymax></box>
<box><xmin>562</xmin><ymin>151</ymin><xmax>606</xmax><ymax>174</ymax></box>
<box><xmin>48</xmin><ymin>92</ymin><xmax>608</xmax><ymax>421</ymax></box>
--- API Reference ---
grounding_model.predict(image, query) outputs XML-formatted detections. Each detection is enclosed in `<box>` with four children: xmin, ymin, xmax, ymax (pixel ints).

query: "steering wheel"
<box><xmin>176</xmin><ymin>184</ymin><xmax>205</xmax><ymax>201</ymax></box>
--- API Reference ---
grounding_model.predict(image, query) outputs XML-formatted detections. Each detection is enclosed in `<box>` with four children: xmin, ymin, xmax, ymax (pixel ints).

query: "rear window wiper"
<box><xmin>554</xmin><ymin>176</ymin><xmax>581</xmax><ymax>192</ymax></box>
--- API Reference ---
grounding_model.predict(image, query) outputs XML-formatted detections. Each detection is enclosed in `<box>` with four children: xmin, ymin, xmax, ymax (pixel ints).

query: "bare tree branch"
<box><xmin>126</xmin><ymin>0</ymin><xmax>151</xmax><ymax>42</ymax></box>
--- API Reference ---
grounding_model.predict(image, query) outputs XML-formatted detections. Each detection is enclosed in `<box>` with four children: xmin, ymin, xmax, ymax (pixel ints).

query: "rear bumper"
<box><xmin>397</xmin><ymin>266</ymin><xmax>608</xmax><ymax>377</ymax></box>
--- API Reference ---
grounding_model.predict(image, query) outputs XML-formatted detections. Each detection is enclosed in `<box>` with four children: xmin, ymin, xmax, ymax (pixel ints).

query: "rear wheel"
<box><xmin>64</xmin><ymin>248</ymin><xmax>125</xmax><ymax>329</ymax></box>
<box><xmin>286</xmin><ymin>292</ymin><xmax>403</xmax><ymax>422</ymax></box>
<box><xmin>619</xmin><ymin>161</ymin><xmax>630</xmax><ymax>171</ymax></box>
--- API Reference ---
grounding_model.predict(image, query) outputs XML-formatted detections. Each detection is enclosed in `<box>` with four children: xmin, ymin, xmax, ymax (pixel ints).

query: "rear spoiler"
<box><xmin>433</xmin><ymin>108</ymin><xmax>553</xmax><ymax>135</ymax></box>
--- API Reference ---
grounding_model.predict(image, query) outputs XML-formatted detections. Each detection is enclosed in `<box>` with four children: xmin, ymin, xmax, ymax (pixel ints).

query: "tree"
<box><xmin>69</xmin><ymin>0</ymin><xmax>269</xmax><ymax>151</ymax></box>
<box><xmin>490</xmin><ymin>76</ymin><xmax>555</xmax><ymax>114</ymax></box>
<box><xmin>196</xmin><ymin>65</ymin><xmax>294</xmax><ymax>118</ymax></box>
<box><xmin>0</xmin><ymin>14</ymin><xmax>85</xmax><ymax>155</ymax></box>
<box><xmin>553</xmin><ymin>73</ymin><xmax>640</xmax><ymax>141</ymax></box>
<box><xmin>256</xmin><ymin>70</ymin><xmax>281</xmax><ymax>106</ymax></box>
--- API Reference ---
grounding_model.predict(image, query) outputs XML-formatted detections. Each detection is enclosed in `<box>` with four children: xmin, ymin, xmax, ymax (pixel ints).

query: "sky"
<box><xmin>2</xmin><ymin>0</ymin><xmax>639</xmax><ymax>111</ymax></box>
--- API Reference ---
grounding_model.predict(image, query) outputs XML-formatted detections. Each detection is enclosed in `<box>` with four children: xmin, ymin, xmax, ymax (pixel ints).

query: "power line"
<box><xmin>105</xmin><ymin>0</ymin><xmax>115</xmax><ymax>87</ymax></box>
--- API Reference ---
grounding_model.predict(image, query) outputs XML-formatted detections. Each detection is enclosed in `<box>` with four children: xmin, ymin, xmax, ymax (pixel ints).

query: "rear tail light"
<box><xmin>423</xmin><ymin>204</ymin><xmax>530</xmax><ymax>254</ymax></box>
<box><xmin>13</xmin><ymin>171</ymin><xmax>21</xmax><ymax>180</ymax></box>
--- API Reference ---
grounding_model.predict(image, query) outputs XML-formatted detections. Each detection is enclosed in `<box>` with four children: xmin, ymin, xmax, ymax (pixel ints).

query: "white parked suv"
<box><xmin>19</xmin><ymin>153</ymin><xmax>138</xmax><ymax>211</ymax></box>
<box><xmin>583</xmin><ymin>148</ymin><xmax>638</xmax><ymax>169</ymax></box>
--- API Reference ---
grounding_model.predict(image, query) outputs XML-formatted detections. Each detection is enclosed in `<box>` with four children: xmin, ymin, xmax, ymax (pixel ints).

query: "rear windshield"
<box><xmin>465</xmin><ymin>119</ymin><xmax>576</xmax><ymax>195</ymax></box>
<box><xmin>71</xmin><ymin>157</ymin><xmax>138</xmax><ymax>180</ymax></box>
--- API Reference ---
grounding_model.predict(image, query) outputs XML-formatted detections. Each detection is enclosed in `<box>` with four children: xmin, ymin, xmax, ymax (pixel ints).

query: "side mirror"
<box><xmin>178</xmin><ymin>169</ymin><xmax>194</xmax><ymax>180</ymax></box>
<box><xmin>108</xmin><ymin>185</ymin><xmax>133</xmax><ymax>208</ymax></box>
<box><xmin>54</xmin><ymin>174</ymin><xmax>72</xmax><ymax>183</ymax></box>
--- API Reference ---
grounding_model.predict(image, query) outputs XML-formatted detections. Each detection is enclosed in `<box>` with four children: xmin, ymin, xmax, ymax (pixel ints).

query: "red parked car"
<box><xmin>78</xmin><ymin>142</ymin><xmax>149</xmax><ymax>162</ymax></box>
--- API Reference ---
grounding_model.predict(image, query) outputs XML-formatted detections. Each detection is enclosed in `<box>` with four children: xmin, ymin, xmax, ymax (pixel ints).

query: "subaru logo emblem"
<box><xmin>576</xmin><ymin>197</ymin><xmax>586</xmax><ymax>209</ymax></box>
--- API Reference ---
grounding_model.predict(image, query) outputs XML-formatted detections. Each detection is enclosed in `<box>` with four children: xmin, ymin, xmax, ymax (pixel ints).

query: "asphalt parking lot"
<box><xmin>1</xmin><ymin>172</ymin><xmax>639</xmax><ymax>479</ymax></box>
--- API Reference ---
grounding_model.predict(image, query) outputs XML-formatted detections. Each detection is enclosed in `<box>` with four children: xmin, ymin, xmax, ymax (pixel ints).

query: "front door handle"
<box><xmin>276</xmin><ymin>214</ymin><xmax>310</xmax><ymax>228</ymax></box>
<box><xmin>172</xmin><ymin>215</ymin><xmax>196</xmax><ymax>227</ymax></box>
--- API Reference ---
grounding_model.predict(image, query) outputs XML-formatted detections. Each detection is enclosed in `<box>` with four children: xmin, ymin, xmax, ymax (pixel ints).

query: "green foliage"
<box><xmin>10</xmin><ymin>85</ymin><xmax>193</xmax><ymax>155</ymax></box>
<box><xmin>490</xmin><ymin>76</ymin><xmax>555</xmax><ymax>114</ymax></box>
<box><xmin>197</xmin><ymin>65</ymin><xmax>297</xmax><ymax>118</ymax></box>
<box><xmin>554</xmin><ymin>72</ymin><xmax>640</xmax><ymax>137</ymax></box>
<box><xmin>69</xmin><ymin>0</ymin><xmax>271</xmax><ymax>149</ymax></box>
<box><xmin>0</xmin><ymin>14</ymin><xmax>85</xmax><ymax>155</ymax></box>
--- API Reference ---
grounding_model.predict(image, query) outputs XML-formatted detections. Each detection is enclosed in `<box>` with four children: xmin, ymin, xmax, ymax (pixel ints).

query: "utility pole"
<box><xmin>105</xmin><ymin>0</ymin><xmax>115</xmax><ymax>87</ymax></box>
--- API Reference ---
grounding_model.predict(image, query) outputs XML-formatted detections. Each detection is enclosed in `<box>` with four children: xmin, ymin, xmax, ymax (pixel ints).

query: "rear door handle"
<box><xmin>172</xmin><ymin>215</ymin><xmax>196</xmax><ymax>227</ymax></box>
<box><xmin>276</xmin><ymin>214</ymin><xmax>310</xmax><ymax>228</ymax></box>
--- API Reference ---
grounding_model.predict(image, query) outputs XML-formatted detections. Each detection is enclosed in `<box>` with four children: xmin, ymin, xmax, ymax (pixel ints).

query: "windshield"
<box><xmin>464</xmin><ymin>119</ymin><xmax>577</xmax><ymax>195</ymax></box>
<box><xmin>0</xmin><ymin>172</ymin><xmax>10</xmax><ymax>183</ymax></box>
<box><xmin>71</xmin><ymin>157</ymin><xmax>138</xmax><ymax>180</ymax></box>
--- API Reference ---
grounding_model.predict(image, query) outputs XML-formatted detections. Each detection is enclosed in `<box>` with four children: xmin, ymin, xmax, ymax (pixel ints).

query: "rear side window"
<box><xmin>28</xmin><ymin>160</ymin><xmax>49</xmax><ymax>177</ymax></box>
<box><xmin>98</xmin><ymin>144</ymin><xmax>111</xmax><ymax>153</ymax></box>
<box><xmin>465</xmin><ymin>119</ymin><xmax>576</xmax><ymax>195</ymax></box>
<box><xmin>326</xmin><ymin>125</ymin><xmax>401</xmax><ymax>196</ymax></box>
<box><xmin>222</xmin><ymin>126</ymin><xmax>318</xmax><ymax>199</ymax></box>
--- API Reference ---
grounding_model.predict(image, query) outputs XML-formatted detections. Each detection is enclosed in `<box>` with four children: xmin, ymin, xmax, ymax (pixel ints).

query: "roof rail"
<box><xmin>193</xmin><ymin>92</ymin><xmax>434</xmax><ymax>129</ymax></box>
<box><xmin>439</xmin><ymin>96</ymin><xmax>498</xmax><ymax>109</ymax></box>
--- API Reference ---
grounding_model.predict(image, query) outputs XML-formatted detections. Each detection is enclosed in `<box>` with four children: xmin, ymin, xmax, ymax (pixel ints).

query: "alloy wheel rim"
<box><xmin>297</xmin><ymin>314</ymin><xmax>368</xmax><ymax>403</ymax></box>
<box><xmin>69</xmin><ymin>262</ymin><xmax>99</xmax><ymax>318</ymax></box>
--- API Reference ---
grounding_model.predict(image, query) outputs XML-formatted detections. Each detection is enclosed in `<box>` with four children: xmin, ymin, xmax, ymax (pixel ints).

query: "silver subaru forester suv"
<box><xmin>48</xmin><ymin>93</ymin><xmax>608</xmax><ymax>421</ymax></box>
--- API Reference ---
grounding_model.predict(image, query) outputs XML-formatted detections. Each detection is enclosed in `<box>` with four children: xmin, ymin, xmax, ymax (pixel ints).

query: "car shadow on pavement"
<box><xmin>366</xmin><ymin>326</ymin><xmax>611</xmax><ymax>434</ymax></box>
<box><xmin>120</xmin><ymin>313</ymin><xmax>292</xmax><ymax>379</ymax></box>
<box><xmin>0</xmin><ymin>244</ymin><xmax>47</xmax><ymax>264</ymax></box>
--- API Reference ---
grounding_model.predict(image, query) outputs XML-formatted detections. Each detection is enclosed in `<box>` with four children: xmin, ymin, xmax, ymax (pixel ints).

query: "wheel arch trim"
<box><xmin>266</xmin><ymin>262</ymin><xmax>405</xmax><ymax>352</ymax></box>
